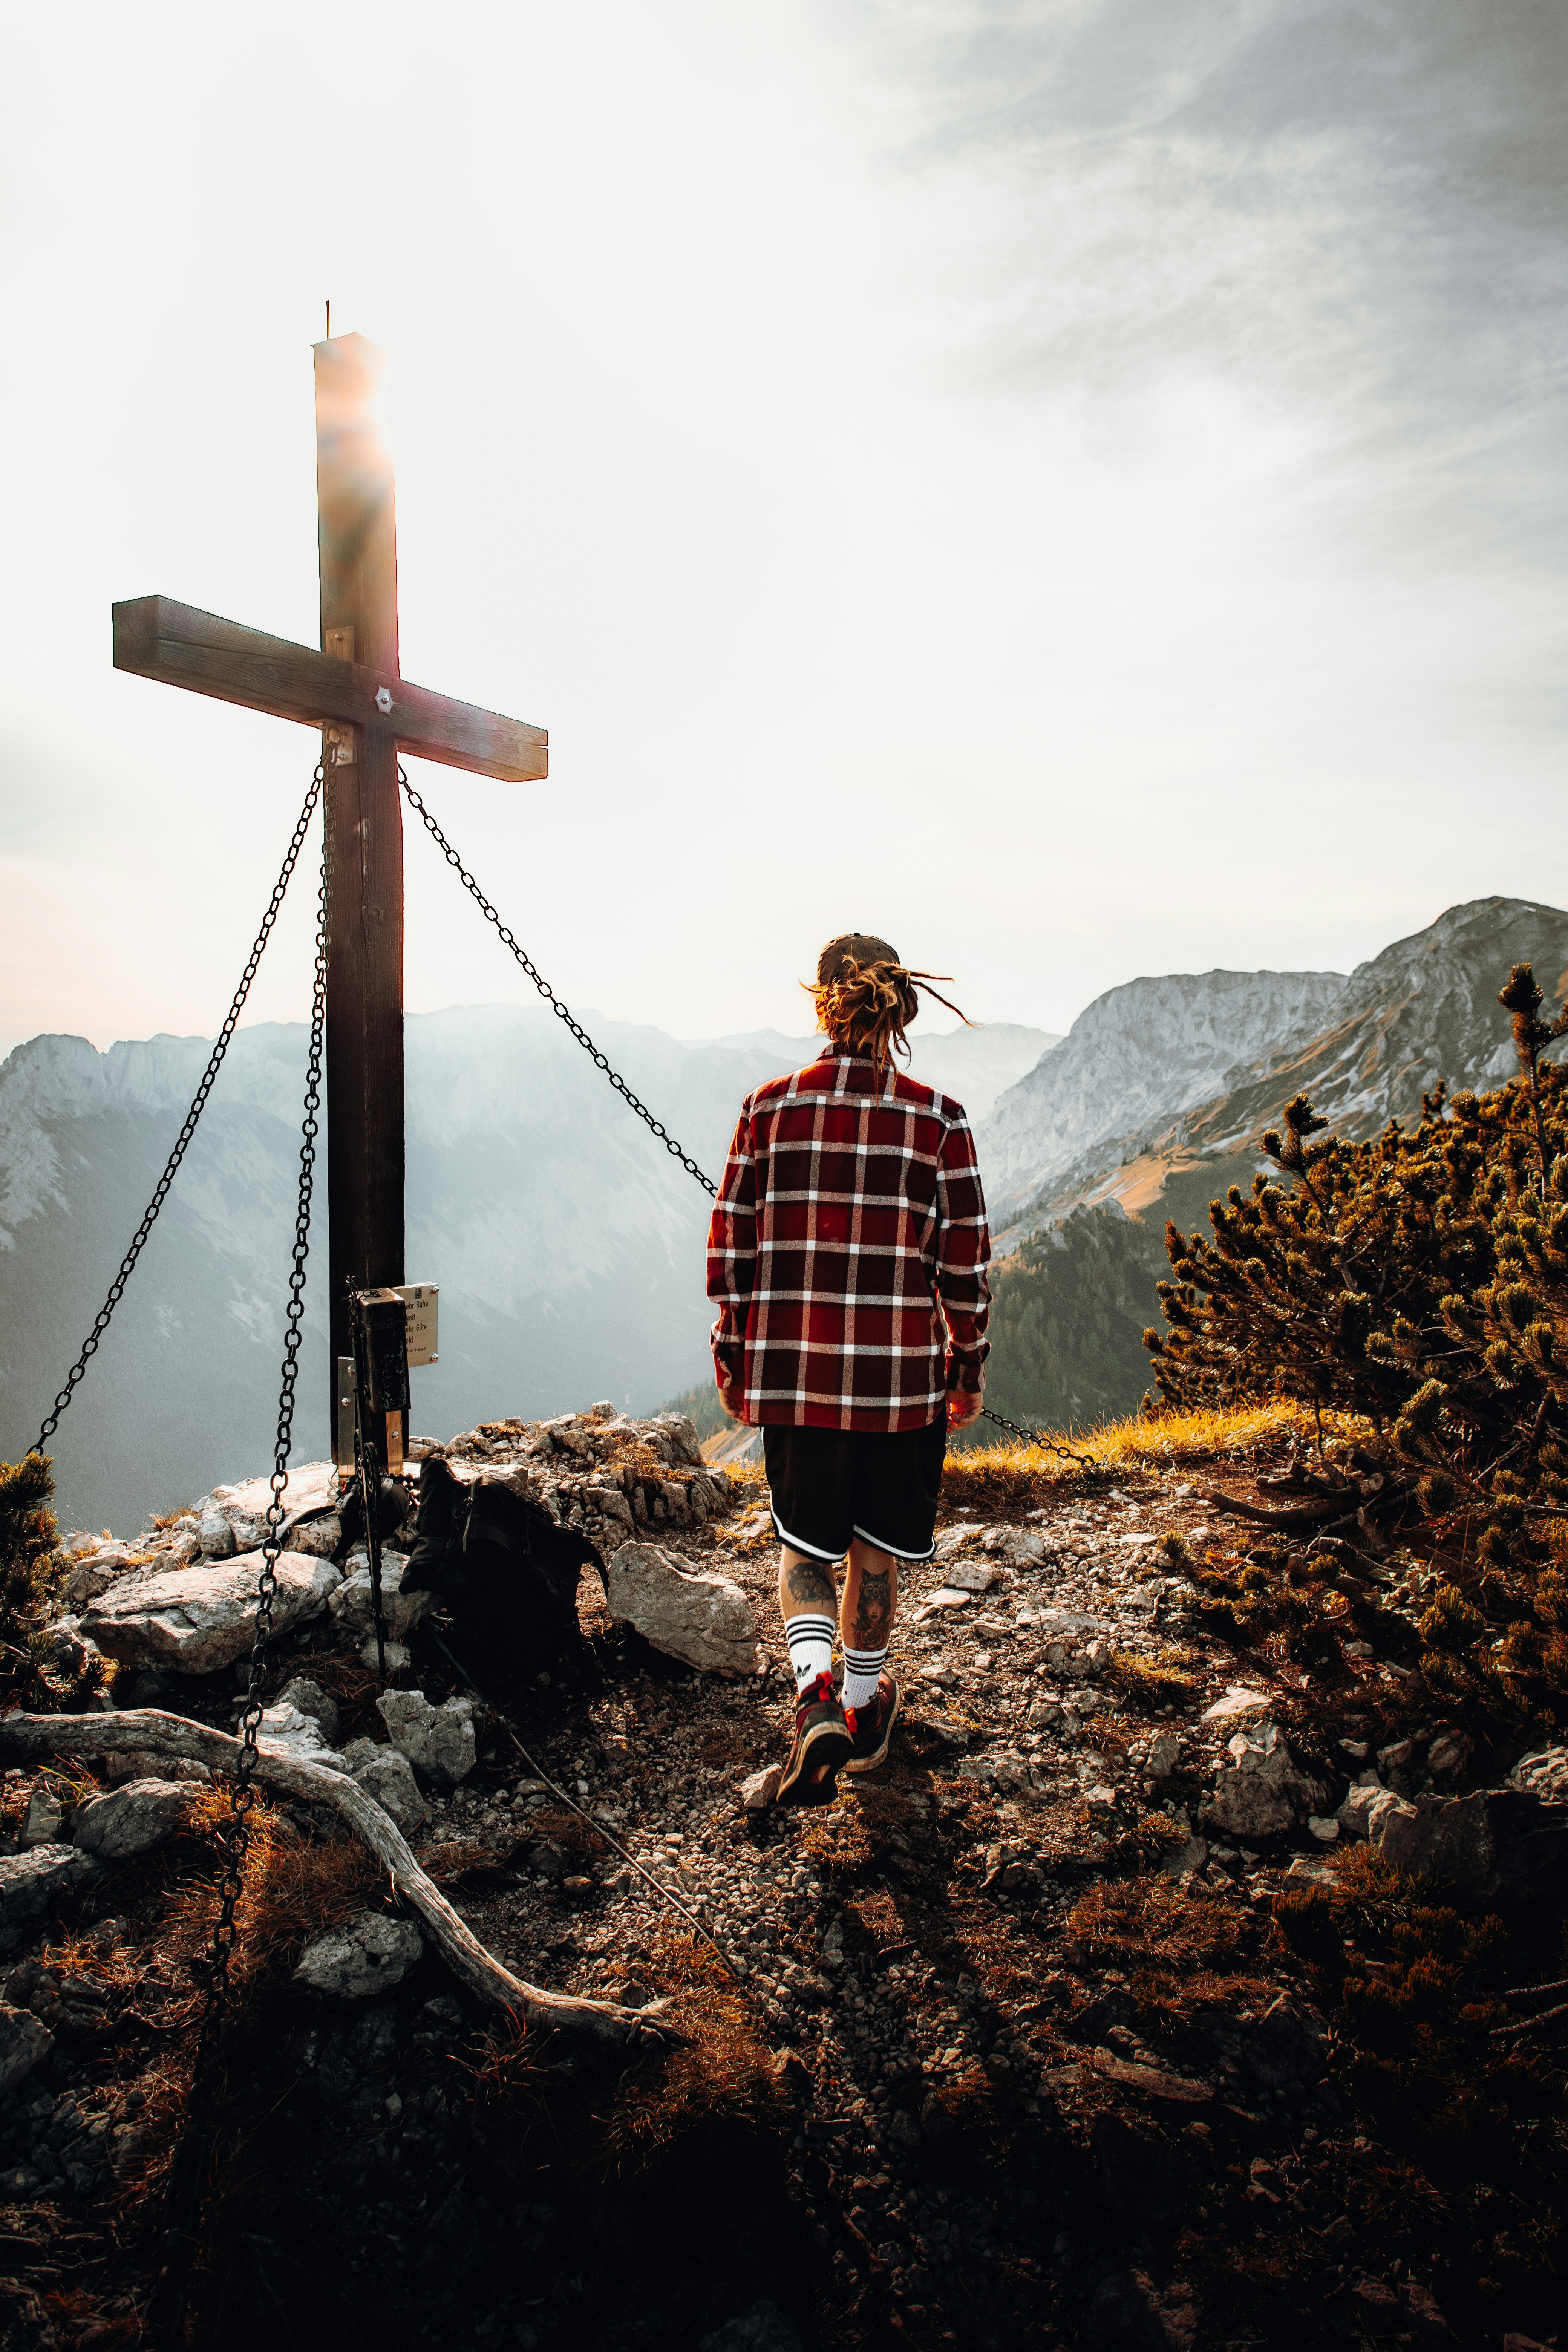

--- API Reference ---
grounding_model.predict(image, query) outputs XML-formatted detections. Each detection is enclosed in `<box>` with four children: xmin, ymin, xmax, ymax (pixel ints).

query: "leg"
<box><xmin>776</xmin><ymin>1543</ymin><xmax>852</xmax><ymax>1805</ymax></box>
<box><xmin>840</xmin><ymin>1538</ymin><xmax>903</xmax><ymax>1770</ymax></box>
<box><xmin>778</xmin><ymin>1544</ymin><xmax>840</xmax><ymax>1697</ymax></box>
<box><xmin>841</xmin><ymin>1538</ymin><xmax>898</xmax><ymax>1667</ymax></box>
<box><xmin>779</xmin><ymin>1545</ymin><xmax>839</xmax><ymax>1629</ymax></box>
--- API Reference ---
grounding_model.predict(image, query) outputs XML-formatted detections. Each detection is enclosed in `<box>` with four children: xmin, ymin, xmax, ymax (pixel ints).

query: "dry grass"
<box><xmin>1105</xmin><ymin>1643</ymin><xmax>1203</xmax><ymax>1704</ymax></box>
<box><xmin>163</xmin><ymin>1788</ymin><xmax>380</xmax><ymax>1996</ymax></box>
<box><xmin>602</xmin><ymin>1930</ymin><xmax>784</xmax><ymax>2170</ymax></box>
<box><xmin>1065</xmin><ymin>1875</ymin><xmax>1275</xmax><ymax>2029</ymax></box>
<box><xmin>942</xmin><ymin>1399</ymin><xmax>1377</xmax><ymax>1512</ymax></box>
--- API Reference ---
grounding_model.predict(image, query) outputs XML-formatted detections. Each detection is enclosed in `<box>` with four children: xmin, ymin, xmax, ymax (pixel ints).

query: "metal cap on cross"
<box><xmin>112</xmin><ymin>331</ymin><xmax>548</xmax><ymax>1455</ymax></box>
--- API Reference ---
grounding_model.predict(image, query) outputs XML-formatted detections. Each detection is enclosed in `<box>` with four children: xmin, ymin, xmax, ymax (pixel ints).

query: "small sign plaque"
<box><xmin>395</xmin><ymin>1282</ymin><xmax>439</xmax><ymax>1367</ymax></box>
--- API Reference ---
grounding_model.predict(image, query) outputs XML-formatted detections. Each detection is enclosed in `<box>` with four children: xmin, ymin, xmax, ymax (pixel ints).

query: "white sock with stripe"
<box><xmin>842</xmin><ymin>1643</ymin><xmax>887</xmax><ymax>1713</ymax></box>
<box><xmin>785</xmin><ymin>1614</ymin><xmax>836</xmax><ymax>1698</ymax></box>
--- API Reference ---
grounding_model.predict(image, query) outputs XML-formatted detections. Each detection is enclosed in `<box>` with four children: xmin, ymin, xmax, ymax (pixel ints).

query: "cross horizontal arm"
<box><xmin>112</xmin><ymin>594</ymin><xmax>548</xmax><ymax>784</ymax></box>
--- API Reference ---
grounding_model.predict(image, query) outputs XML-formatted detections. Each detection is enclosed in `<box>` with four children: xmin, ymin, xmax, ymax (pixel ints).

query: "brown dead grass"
<box><xmin>602</xmin><ymin>1929</ymin><xmax>784</xmax><ymax>2170</ymax></box>
<box><xmin>164</xmin><ymin>1788</ymin><xmax>380</xmax><ymax>1997</ymax></box>
<box><xmin>1066</xmin><ymin>1874</ymin><xmax>1275</xmax><ymax>2029</ymax></box>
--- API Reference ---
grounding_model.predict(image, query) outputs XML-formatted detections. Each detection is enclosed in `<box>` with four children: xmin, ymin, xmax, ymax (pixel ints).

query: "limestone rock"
<box><xmin>0</xmin><ymin>1846</ymin><xmax>101</xmax><ymax>1951</ymax></box>
<box><xmin>1336</xmin><ymin>1775</ymin><xmax>1386</xmax><ymax>1841</ymax></box>
<box><xmin>0</xmin><ymin>2003</ymin><xmax>54</xmax><ymax>2096</ymax></box>
<box><xmin>1370</xmin><ymin>1785</ymin><xmax>1568</xmax><ymax>1903</ymax></box>
<box><xmin>256</xmin><ymin>1701</ymin><xmax>348</xmax><ymax>1772</ymax></box>
<box><xmin>1202</xmin><ymin>1723</ymin><xmax>1326</xmax><ymax>1840</ymax></box>
<box><xmin>275</xmin><ymin>1676</ymin><xmax>339</xmax><ymax>1744</ymax></box>
<box><xmin>377</xmin><ymin>1689</ymin><xmax>477</xmax><ymax>1785</ymax></box>
<box><xmin>1147</xmin><ymin>1730</ymin><xmax>1181</xmax><ymax>1779</ymax></box>
<box><xmin>741</xmin><ymin>1765</ymin><xmax>782</xmax><ymax>1811</ymax></box>
<box><xmin>21</xmin><ymin>1788</ymin><xmax>62</xmax><ymax>1846</ymax></box>
<box><xmin>78</xmin><ymin>1551</ymin><xmax>341</xmax><ymax>1673</ymax></box>
<box><xmin>1508</xmin><ymin>1746</ymin><xmax>1568</xmax><ymax>1803</ymax></box>
<box><xmin>939</xmin><ymin>1557</ymin><xmax>1006</xmax><ymax>1594</ymax></box>
<box><xmin>198</xmin><ymin>1509</ymin><xmax>237</xmax><ymax>1559</ymax></box>
<box><xmin>72</xmin><ymin>1779</ymin><xmax>193</xmax><ymax>1860</ymax></box>
<box><xmin>1200</xmin><ymin>1685</ymin><xmax>1274</xmax><ymax>1725</ymax></box>
<box><xmin>351</xmin><ymin>1748</ymin><xmax>430</xmax><ymax>1833</ymax></box>
<box><xmin>358</xmin><ymin>1636</ymin><xmax>411</xmax><ymax>1672</ymax></box>
<box><xmin>285</xmin><ymin>1512</ymin><xmax>343</xmax><ymax>1559</ymax></box>
<box><xmin>329</xmin><ymin>1550</ymin><xmax>429</xmax><ymax>1641</ymax></box>
<box><xmin>605</xmin><ymin>1544</ymin><xmax>758</xmax><ymax>1674</ymax></box>
<box><xmin>294</xmin><ymin>1909</ymin><xmax>423</xmax><ymax>1997</ymax></box>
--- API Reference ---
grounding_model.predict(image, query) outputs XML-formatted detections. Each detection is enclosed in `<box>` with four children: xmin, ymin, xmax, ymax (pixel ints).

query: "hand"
<box><xmin>947</xmin><ymin>1386</ymin><xmax>984</xmax><ymax>1431</ymax></box>
<box><xmin>718</xmin><ymin>1376</ymin><xmax>748</xmax><ymax>1424</ymax></box>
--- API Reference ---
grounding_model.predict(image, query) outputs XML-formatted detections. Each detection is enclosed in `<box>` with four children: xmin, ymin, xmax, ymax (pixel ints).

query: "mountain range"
<box><xmin>3</xmin><ymin>897</ymin><xmax>1563</xmax><ymax>1533</ymax></box>
<box><xmin>0</xmin><ymin>1012</ymin><xmax>1050</xmax><ymax>1532</ymax></box>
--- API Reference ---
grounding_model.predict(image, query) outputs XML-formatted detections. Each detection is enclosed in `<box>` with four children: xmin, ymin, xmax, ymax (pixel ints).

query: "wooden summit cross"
<box><xmin>113</xmin><ymin>331</ymin><xmax>547</xmax><ymax>1454</ymax></box>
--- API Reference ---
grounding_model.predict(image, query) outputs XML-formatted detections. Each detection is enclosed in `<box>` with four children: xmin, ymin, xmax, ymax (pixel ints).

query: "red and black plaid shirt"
<box><xmin>706</xmin><ymin>1047</ymin><xmax>992</xmax><ymax>1431</ymax></box>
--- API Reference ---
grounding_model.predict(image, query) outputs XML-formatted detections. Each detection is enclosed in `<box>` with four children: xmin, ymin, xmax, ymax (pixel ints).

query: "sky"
<box><xmin>2</xmin><ymin>0</ymin><xmax>1565</xmax><ymax>1060</ymax></box>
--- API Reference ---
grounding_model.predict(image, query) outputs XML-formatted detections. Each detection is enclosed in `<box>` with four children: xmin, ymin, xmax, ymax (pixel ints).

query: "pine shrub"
<box><xmin>1143</xmin><ymin>963</ymin><xmax>1568</xmax><ymax>1733</ymax></box>
<box><xmin>0</xmin><ymin>1452</ymin><xmax>107</xmax><ymax>1711</ymax></box>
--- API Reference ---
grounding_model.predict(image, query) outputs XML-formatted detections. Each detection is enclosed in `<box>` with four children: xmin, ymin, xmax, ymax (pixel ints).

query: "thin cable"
<box><xmin>426</xmin><ymin>1628</ymin><xmax>743</xmax><ymax>1984</ymax></box>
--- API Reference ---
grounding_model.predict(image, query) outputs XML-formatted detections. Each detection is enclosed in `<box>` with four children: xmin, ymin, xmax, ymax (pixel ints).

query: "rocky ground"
<box><xmin>0</xmin><ymin>1406</ymin><xmax>1564</xmax><ymax>2351</ymax></box>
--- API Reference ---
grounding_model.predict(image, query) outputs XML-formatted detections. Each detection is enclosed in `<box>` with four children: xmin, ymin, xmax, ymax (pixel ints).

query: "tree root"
<box><xmin>0</xmin><ymin>1707</ymin><xmax>674</xmax><ymax>2050</ymax></box>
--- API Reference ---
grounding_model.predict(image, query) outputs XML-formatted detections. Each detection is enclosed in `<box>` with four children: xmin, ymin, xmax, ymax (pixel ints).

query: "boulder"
<box><xmin>1508</xmin><ymin>1746</ymin><xmax>1568</xmax><ymax>1803</ymax></box>
<box><xmin>1336</xmin><ymin>1776</ymin><xmax>1386</xmax><ymax>1841</ymax></box>
<box><xmin>0</xmin><ymin>1847</ymin><xmax>101</xmax><ymax>1951</ymax></box>
<box><xmin>256</xmin><ymin>1701</ymin><xmax>348</xmax><ymax>1772</ymax></box>
<box><xmin>329</xmin><ymin>1550</ymin><xmax>430</xmax><ymax>1641</ymax></box>
<box><xmin>349</xmin><ymin>1748</ymin><xmax>429</xmax><ymax>1833</ymax></box>
<box><xmin>377</xmin><ymin>1689</ymin><xmax>478</xmax><ymax>1784</ymax></box>
<box><xmin>0</xmin><ymin>2003</ymin><xmax>54</xmax><ymax>2096</ymax></box>
<box><xmin>198</xmin><ymin>1509</ymin><xmax>237</xmax><ymax>1559</ymax></box>
<box><xmin>1202</xmin><ymin>1723</ymin><xmax>1326</xmax><ymax>1840</ymax></box>
<box><xmin>274</xmin><ymin>1676</ymin><xmax>340</xmax><ymax>1744</ymax></box>
<box><xmin>21</xmin><ymin>1787</ymin><xmax>63</xmax><ymax>1847</ymax></box>
<box><xmin>605</xmin><ymin>1544</ymin><xmax>759</xmax><ymax>1674</ymax></box>
<box><xmin>72</xmin><ymin>1779</ymin><xmax>193</xmax><ymax>1860</ymax></box>
<box><xmin>78</xmin><ymin>1551</ymin><xmax>341</xmax><ymax>1673</ymax></box>
<box><xmin>294</xmin><ymin>1909</ymin><xmax>423</xmax><ymax>1997</ymax></box>
<box><xmin>1370</xmin><ymin>1785</ymin><xmax>1568</xmax><ymax>1904</ymax></box>
<box><xmin>285</xmin><ymin>1511</ymin><xmax>343</xmax><ymax>1560</ymax></box>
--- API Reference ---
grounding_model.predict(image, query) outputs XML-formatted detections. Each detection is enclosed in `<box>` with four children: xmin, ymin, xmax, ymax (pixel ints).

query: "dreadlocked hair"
<box><xmin>806</xmin><ymin>957</ymin><xmax>972</xmax><ymax>1075</ymax></box>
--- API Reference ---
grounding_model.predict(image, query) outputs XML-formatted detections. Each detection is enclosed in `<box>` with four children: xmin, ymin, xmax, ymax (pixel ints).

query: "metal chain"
<box><xmin>399</xmin><ymin>770</ymin><xmax>720</xmax><ymax>1195</ymax></box>
<box><xmin>150</xmin><ymin>776</ymin><xmax>331</xmax><ymax>2342</ymax></box>
<box><xmin>978</xmin><ymin>1403</ymin><xmax>1098</xmax><ymax>1468</ymax></box>
<box><xmin>31</xmin><ymin>767</ymin><xmax>326</xmax><ymax>1459</ymax></box>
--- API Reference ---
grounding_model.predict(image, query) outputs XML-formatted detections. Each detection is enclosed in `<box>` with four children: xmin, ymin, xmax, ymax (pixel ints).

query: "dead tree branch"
<box><xmin>0</xmin><ymin>1707</ymin><xmax>672</xmax><ymax>2051</ymax></box>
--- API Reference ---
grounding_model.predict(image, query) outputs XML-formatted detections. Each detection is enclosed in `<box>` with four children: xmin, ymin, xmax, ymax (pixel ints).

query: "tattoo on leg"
<box><xmin>781</xmin><ymin>1554</ymin><xmax>838</xmax><ymax>1616</ymax></box>
<box><xmin>850</xmin><ymin>1566</ymin><xmax>893</xmax><ymax>1647</ymax></box>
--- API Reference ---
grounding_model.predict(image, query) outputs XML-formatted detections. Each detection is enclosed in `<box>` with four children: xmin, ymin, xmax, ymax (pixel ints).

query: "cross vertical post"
<box><xmin>112</xmin><ymin>327</ymin><xmax>548</xmax><ymax>1468</ymax></box>
<box><xmin>313</xmin><ymin>332</ymin><xmax>405</xmax><ymax>1453</ymax></box>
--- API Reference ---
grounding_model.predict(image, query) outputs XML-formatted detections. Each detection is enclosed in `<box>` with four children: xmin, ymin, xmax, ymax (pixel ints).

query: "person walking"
<box><xmin>707</xmin><ymin>933</ymin><xmax>992</xmax><ymax>1804</ymax></box>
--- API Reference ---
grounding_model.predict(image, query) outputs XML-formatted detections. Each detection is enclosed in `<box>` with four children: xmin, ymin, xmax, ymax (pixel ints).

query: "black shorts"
<box><xmin>762</xmin><ymin>1417</ymin><xmax>948</xmax><ymax>1565</ymax></box>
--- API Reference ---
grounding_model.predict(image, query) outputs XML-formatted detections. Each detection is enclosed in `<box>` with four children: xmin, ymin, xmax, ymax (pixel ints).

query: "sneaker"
<box><xmin>843</xmin><ymin>1672</ymin><xmax>901</xmax><ymax>1774</ymax></box>
<box><xmin>777</xmin><ymin>1672</ymin><xmax>852</xmax><ymax>1807</ymax></box>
